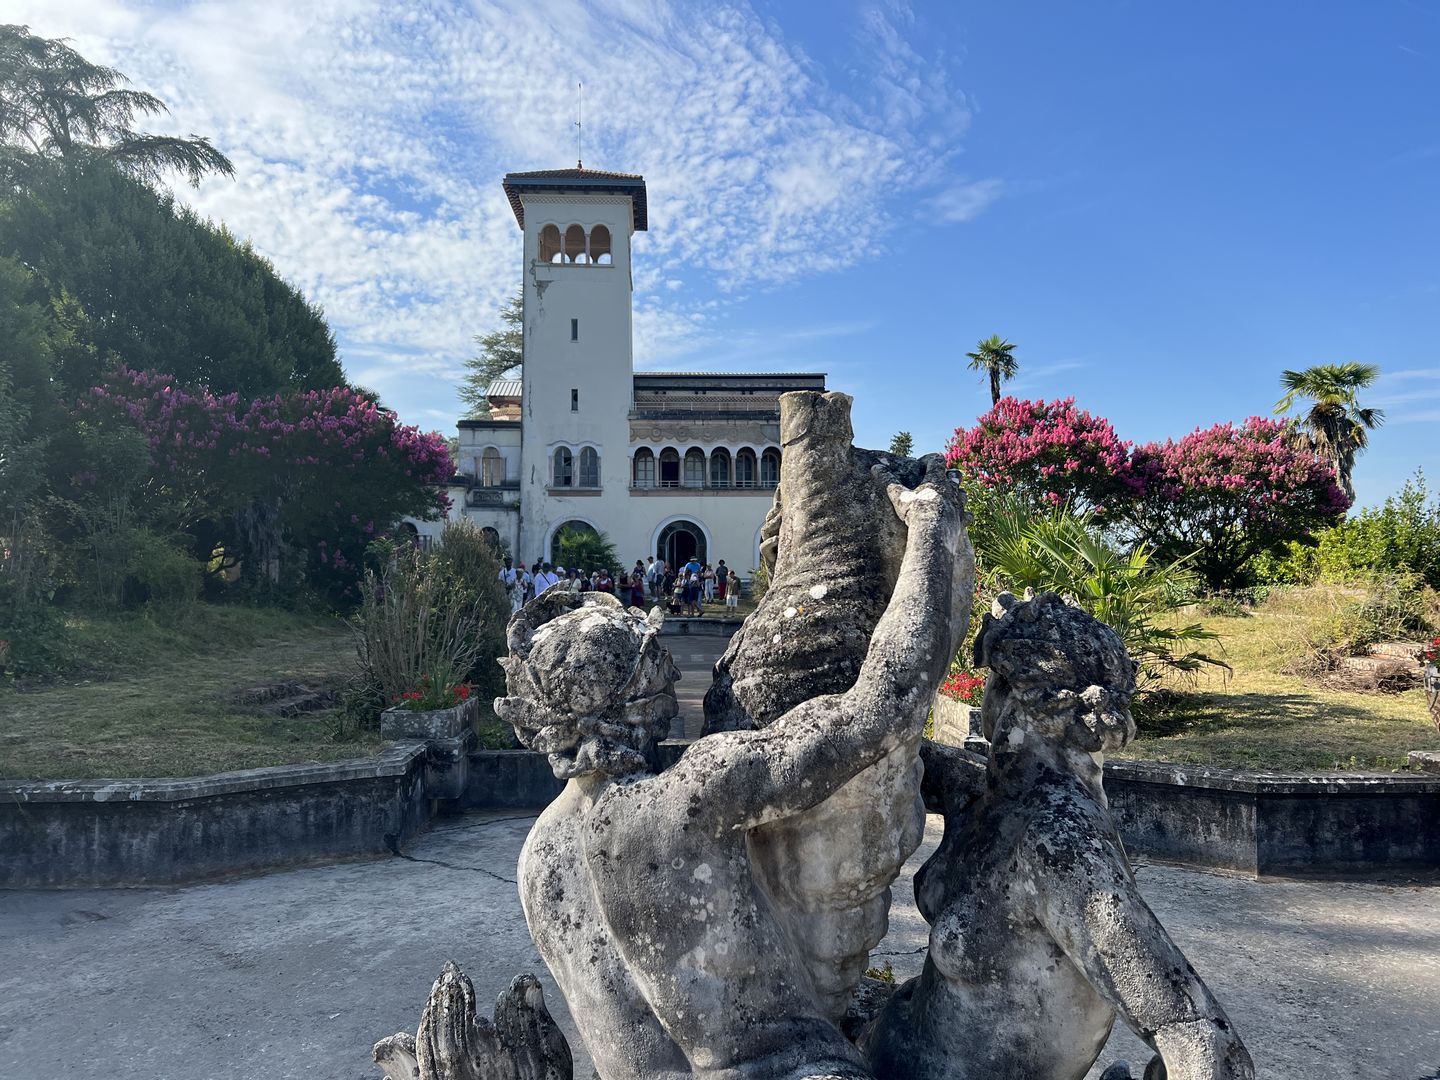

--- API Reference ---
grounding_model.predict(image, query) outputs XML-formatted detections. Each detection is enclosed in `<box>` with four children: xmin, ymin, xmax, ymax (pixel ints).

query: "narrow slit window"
<box><xmin>571</xmin><ymin>388</ymin><xmax>579</xmax><ymax>412</ymax></box>
<box><xmin>571</xmin><ymin>318</ymin><xmax>579</xmax><ymax>341</ymax></box>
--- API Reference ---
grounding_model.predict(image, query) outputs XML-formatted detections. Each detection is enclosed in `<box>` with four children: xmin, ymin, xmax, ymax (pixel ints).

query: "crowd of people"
<box><xmin>497</xmin><ymin>554</ymin><xmax>741</xmax><ymax>617</ymax></box>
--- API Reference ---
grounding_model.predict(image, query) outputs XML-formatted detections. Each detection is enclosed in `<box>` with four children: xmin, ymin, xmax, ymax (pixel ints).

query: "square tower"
<box><xmin>502</xmin><ymin>168</ymin><xmax>648</xmax><ymax>561</ymax></box>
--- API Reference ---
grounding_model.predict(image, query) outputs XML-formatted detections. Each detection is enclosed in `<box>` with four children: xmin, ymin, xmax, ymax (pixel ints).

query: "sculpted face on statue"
<box><xmin>976</xmin><ymin>591</ymin><xmax>1137</xmax><ymax>755</ymax></box>
<box><xmin>495</xmin><ymin>592</ymin><xmax>677</xmax><ymax>779</ymax></box>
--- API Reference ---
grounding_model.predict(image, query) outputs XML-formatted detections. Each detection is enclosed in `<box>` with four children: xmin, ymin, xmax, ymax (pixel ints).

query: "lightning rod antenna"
<box><xmin>575</xmin><ymin>81</ymin><xmax>583</xmax><ymax>169</ymax></box>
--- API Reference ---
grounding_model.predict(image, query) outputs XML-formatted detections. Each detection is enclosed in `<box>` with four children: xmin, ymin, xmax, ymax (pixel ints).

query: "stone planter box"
<box><xmin>381</xmin><ymin>695</ymin><xmax>480</xmax><ymax>741</ymax></box>
<box><xmin>381</xmin><ymin>696</ymin><xmax>480</xmax><ymax>801</ymax></box>
<box><xmin>932</xmin><ymin>695</ymin><xmax>983</xmax><ymax>747</ymax></box>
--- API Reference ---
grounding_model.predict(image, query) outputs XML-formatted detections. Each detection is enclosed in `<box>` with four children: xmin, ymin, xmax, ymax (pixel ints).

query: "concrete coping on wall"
<box><xmin>1104</xmin><ymin>758</ymin><xmax>1440</xmax><ymax>796</ymax></box>
<box><xmin>0</xmin><ymin>743</ymin><xmax>428</xmax><ymax>805</ymax></box>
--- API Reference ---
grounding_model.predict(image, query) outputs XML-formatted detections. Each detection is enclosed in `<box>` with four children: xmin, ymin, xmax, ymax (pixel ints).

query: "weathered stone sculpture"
<box><xmin>494</xmin><ymin>461</ymin><xmax>966</xmax><ymax>1079</ymax></box>
<box><xmin>864</xmin><ymin>592</ymin><xmax>1254</xmax><ymax>1080</ymax></box>
<box><xmin>704</xmin><ymin>391</ymin><xmax>976</xmax><ymax>1018</ymax></box>
<box><xmin>373</xmin><ymin>961</ymin><xmax>572</xmax><ymax>1080</ymax></box>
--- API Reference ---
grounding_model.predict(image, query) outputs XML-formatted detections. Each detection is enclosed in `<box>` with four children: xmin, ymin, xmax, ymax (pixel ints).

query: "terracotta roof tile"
<box><xmin>502</xmin><ymin>167</ymin><xmax>648</xmax><ymax>231</ymax></box>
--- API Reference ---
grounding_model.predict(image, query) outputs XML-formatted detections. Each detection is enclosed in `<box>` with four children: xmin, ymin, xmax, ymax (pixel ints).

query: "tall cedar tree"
<box><xmin>461</xmin><ymin>290</ymin><xmax>523</xmax><ymax>417</ymax></box>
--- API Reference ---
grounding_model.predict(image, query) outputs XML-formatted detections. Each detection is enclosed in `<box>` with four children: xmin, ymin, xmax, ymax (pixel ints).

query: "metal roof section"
<box><xmin>502</xmin><ymin>168</ymin><xmax>648</xmax><ymax>231</ymax></box>
<box><xmin>485</xmin><ymin>378</ymin><xmax>523</xmax><ymax>399</ymax></box>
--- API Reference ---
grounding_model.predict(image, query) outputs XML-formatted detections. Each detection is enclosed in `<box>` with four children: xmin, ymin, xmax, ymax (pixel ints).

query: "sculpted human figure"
<box><xmin>864</xmin><ymin>592</ymin><xmax>1254</xmax><ymax>1080</ymax></box>
<box><xmin>495</xmin><ymin>461</ymin><xmax>966</xmax><ymax>1080</ymax></box>
<box><xmin>704</xmin><ymin>391</ymin><xmax>975</xmax><ymax>1018</ymax></box>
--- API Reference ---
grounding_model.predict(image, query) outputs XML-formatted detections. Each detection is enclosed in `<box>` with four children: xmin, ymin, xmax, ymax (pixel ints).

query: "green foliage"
<box><xmin>460</xmin><ymin>289</ymin><xmax>523</xmax><ymax>418</ymax></box>
<box><xmin>1273</xmin><ymin>362</ymin><xmax>1383</xmax><ymax>502</ymax></box>
<box><xmin>0</xmin><ymin>24</ymin><xmax>234</xmax><ymax>188</ymax></box>
<box><xmin>350</xmin><ymin>529</ymin><xmax>510</xmax><ymax>730</ymax></box>
<box><xmin>0</xmin><ymin>163</ymin><xmax>342</xmax><ymax>397</ymax></box>
<box><xmin>1314</xmin><ymin>472</ymin><xmax>1440</xmax><ymax>589</ymax></box>
<box><xmin>554</xmin><ymin>523</ymin><xmax>619</xmax><ymax>574</ymax></box>
<box><xmin>975</xmin><ymin>497</ymin><xmax>1225</xmax><ymax>690</ymax></box>
<box><xmin>1310</xmin><ymin>573</ymin><xmax>1436</xmax><ymax>657</ymax></box>
<box><xmin>965</xmin><ymin>334</ymin><xmax>1018</xmax><ymax>406</ymax></box>
<box><xmin>430</xmin><ymin>519</ymin><xmax>509</xmax><ymax>693</ymax></box>
<box><xmin>888</xmin><ymin>431</ymin><xmax>914</xmax><ymax>457</ymax></box>
<box><xmin>1252</xmin><ymin>472</ymin><xmax>1440</xmax><ymax>591</ymax></box>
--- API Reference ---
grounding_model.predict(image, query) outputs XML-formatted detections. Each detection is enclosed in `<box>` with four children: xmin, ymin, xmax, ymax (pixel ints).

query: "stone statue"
<box><xmin>494</xmin><ymin>461</ymin><xmax>966</xmax><ymax>1079</ymax></box>
<box><xmin>704</xmin><ymin>391</ymin><xmax>976</xmax><ymax>1018</ymax></box>
<box><xmin>864</xmin><ymin>592</ymin><xmax>1254</xmax><ymax>1080</ymax></box>
<box><xmin>373</xmin><ymin>961</ymin><xmax>572</xmax><ymax>1080</ymax></box>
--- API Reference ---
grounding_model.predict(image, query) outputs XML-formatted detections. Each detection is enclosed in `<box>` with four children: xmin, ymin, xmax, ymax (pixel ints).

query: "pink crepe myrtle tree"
<box><xmin>78</xmin><ymin>367</ymin><xmax>453</xmax><ymax>597</ymax></box>
<box><xmin>1123</xmin><ymin>417</ymin><xmax>1349</xmax><ymax>589</ymax></box>
<box><xmin>945</xmin><ymin>396</ymin><xmax>1138</xmax><ymax>512</ymax></box>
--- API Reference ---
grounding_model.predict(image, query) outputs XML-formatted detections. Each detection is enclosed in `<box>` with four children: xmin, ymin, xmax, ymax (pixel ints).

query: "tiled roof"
<box><xmin>502</xmin><ymin>167</ymin><xmax>648</xmax><ymax>231</ymax></box>
<box><xmin>486</xmin><ymin>378</ymin><xmax>523</xmax><ymax>399</ymax></box>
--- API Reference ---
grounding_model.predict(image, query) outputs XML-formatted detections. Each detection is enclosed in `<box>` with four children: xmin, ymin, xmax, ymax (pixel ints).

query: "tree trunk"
<box><xmin>990</xmin><ymin>368</ymin><xmax>1001</xmax><ymax>406</ymax></box>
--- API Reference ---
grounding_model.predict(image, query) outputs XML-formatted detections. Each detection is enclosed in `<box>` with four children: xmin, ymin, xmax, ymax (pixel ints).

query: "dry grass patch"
<box><xmin>1118</xmin><ymin>586</ymin><xmax>1440</xmax><ymax>772</ymax></box>
<box><xmin>0</xmin><ymin>606</ymin><xmax>383</xmax><ymax>781</ymax></box>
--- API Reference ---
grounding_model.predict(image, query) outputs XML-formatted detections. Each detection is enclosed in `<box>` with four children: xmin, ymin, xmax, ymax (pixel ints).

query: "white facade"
<box><xmin>420</xmin><ymin>168</ymin><xmax>824</xmax><ymax>577</ymax></box>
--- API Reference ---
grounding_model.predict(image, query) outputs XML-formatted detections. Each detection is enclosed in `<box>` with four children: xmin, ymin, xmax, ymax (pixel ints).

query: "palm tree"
<box><xmin>0</xmin><ymin>24</ymin><xmax>233</xmax><ymax>187</ymax></box>
<box><xmin>966</xmin><ymin>334</ymin><xmax>1018</xmax><ymax>406</ymax></box>
<box><xmin>1274</xmin><ymin>362</ymin><xmax>1383</xmax><ymax>504</ymax></box>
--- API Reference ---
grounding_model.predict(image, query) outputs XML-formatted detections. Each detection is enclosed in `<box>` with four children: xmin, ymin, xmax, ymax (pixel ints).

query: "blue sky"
<box><xmin>18</xmin><ymin>0</ymin><xmax>1439</xmax><ymax>506</ymax></box>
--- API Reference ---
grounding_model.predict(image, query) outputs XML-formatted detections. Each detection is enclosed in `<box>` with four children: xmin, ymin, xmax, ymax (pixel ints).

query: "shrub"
<box><xmin>553</xmin><ymin>524</ymin><xmax>619</xmax><ymax>575</ymax></box>
<box><xmin>946</xmin><ymin>397</ymin><xmax>1134</xmax><ymax>512</ymax></box>
<box><xmin>1311</xmin><ymin>572</ymin><xmax>1435</xmax><ymax>656</ymax></box>
<box><xmin>1124</xmin><ymin>417</ymin><xmax>1348</xmax><ymax>589</ymax></box>
<box><xmin>1312</xmin><ymin>471</ymin><xmax>1440</xmax><ymax>589</ymax></box>
<box><xmin>975</xmin><ymin>497</ymin><xmax>1225</xmax><ymax>691</ymax></box>
<box><xmin>351</xmin><ymin>544</ymin><xmax>502</xmax><ymax>722</ymax></box>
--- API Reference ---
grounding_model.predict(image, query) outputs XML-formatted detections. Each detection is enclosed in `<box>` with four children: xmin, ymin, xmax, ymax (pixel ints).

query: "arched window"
<box><xmin>538</xmin><ymin>224</ymin><xmax>562</xmax><ymax>263</ymax></box>
<box><xmin>760</xmin><ymin>448</ymin><xmax>781</xmax><ymax>488</ymax></box>
<box><xmin>659</xmin><ymin>447</ymin><xmax>681</xmax><ymax>488</ymax></box>
<box><xmin>480</xmin><ymin>526</ymin><xmax>501</xmax><ymax>551</ymax></box>
<box><xmin>632</xmin><ymin>448</ymin><xmax>655</xmax><ymax>488</ymax></box>
<box><xmin>552</xmin><ymin>447</ymin><xmax>573</xmax><ymax>487</ymax></box>
<box><xmin>564</xmin><ymin>224</ymin><xmax>587</xmax><ymax>264</ymax></box>
<box><xmin>683</xmin><ymin>448</ymin><xmax>705</xmax><ymax>488</ymax></box>
<box><xmin>709</xmin><ymin>448</ymin><xmax>731</xmax><ymax>489</ymax></box>
<box><xmin>480</xmin><ymin>447</ymin><xmax>504</xmax><ymax>487</ymax></box>
<box><xmin>590</xmin><ymin>224</ymin><xmax>612</xmax><ymax>265</ymax></box>
<box><xmin>579</xmin><ymin>446</ymin><xmax>600</xmax><ymax>488</ymax></box>
<box><xmin>735</xmin><ymin>448</ymin><xmax>757</xmax><ymax>488</ymax></box>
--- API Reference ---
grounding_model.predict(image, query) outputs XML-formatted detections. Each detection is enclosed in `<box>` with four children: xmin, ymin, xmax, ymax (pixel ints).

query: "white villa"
<box><xmin>417</xmin><ymin>166</ymin><xmax>825</xmax><ymax>573</ymax></box>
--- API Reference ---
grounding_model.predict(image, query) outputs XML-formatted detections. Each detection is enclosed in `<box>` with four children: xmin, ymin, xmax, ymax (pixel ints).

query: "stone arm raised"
<box><xmin>673</xmin><ymin>464</ymin><xmax>964</xmax><ymax>833</ymax></box>
<box><xmin>1025</xmin><ymin>825</ymin><xmax>1255</xmax><ymax>1080</ymax></box>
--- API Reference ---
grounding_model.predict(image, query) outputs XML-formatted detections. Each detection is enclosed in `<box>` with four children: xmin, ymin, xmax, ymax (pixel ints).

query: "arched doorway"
<box><xmin>657</xmin><ymin>519</ymin><xmax>706</xmax><ymax>569</ymax></box>
<box><xmin>549</xmin><ymin>519</ymin><xmax>601</xmax><ymax>567</ymax></box>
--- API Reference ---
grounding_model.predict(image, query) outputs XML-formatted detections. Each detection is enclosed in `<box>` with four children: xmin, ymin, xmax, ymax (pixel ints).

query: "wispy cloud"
<box><xmin>930</xmin><ymin>177</ymin><xmax>1004</xmax><ymax>223</ymax></box>
<box><xmin>16</xmin><ymin>0</ymin><xmax>973</xmax><ymax>423</ymax></box>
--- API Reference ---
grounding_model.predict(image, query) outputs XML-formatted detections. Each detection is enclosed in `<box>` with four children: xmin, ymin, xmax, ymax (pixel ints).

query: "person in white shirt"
<box><xmin>498</xmin><ymin>557</ymin><xmax>525</xmax><ymax>614</ymax></box>
<box><xmin>533</xmin><ymin>563</ymin><xmax>561</xmax><ymax>596</ymax></box>
<box><xmin>646</xmin><ymin>556</ymin><xmax>663</xmax><ymax>600</ymax></box>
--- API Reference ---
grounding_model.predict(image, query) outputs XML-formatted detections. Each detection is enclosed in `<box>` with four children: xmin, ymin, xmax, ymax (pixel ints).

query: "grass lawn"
<box><xmin>1116</xmin><ymin>589</ymin><xmax>1440</xmax><ymax>773</ymax></box>
<box><xmin>0</xmin><ymin>605</ymin><xmax>384</xmax><ymax>781</ymax></box>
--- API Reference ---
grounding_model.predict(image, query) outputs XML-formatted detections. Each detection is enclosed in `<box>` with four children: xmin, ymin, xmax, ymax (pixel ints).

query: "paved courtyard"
<box><xmin>3</xmin><ymin>809</ymin><xmax>1437</xmax><ymax>1080</ymax></box>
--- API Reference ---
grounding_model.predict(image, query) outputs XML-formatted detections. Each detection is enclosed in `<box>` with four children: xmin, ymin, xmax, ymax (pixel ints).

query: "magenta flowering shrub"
<box><xmin>81</xmin><ymin>367</ymin><xmax>453</xmax><ymax>598</ymax></box>
<box><xmin>946</xmin><ymin>399</ymin><xmax>1348</xmax><ymax>589</ymax></box>
<box><xmin>1125</xmin><ymin>417</ymin><xmax>1348</xmax><ymax>589</ymax></box>
<box><xmin>945</xmin><ymin>397</ymin><xmax>1136</xmax><ymax>510</ymax></box>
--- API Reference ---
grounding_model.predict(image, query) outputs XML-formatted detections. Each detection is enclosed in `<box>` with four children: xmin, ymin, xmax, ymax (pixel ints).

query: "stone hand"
<box><xmin>880</xmin><ymin>454</ymin><xmax>962</xmax><ymax>529</ymax></box>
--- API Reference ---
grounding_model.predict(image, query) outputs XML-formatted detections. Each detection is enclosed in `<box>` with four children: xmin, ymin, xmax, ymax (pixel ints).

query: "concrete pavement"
<box><xmin>3</xmin><ymin>809</ymin><xmax>1438</xmax><ymax>1080</ymax></box>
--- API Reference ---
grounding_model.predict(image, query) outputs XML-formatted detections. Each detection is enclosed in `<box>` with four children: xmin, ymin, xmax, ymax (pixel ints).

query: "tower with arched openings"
<box><xmin>414</xmin><ymin>165</ymin><xmax>826</xmax><ymax>583</ymax></box>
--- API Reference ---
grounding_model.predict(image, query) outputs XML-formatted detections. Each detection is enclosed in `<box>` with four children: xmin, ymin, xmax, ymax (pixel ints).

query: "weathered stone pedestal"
<box><xmin>381</xmin><ymin>697</ymin><xmax>478</xmax><ymax>802</ymax></box>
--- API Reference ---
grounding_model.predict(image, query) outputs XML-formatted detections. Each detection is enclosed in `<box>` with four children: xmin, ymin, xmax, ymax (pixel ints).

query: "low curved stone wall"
<box><xmin>5</xmin><ymin>744</ymin><xmax>1436</xmax><ymax>888</ymax></box>
<box><xmin>1105</xmin><ymin>760</ymin><xmax>1440</xmax><ymax>878</ymax></box>
<box><xmin>0</xmin><ymin>744</ymin><xmax>431</xmax><ymax>888</ymax></box>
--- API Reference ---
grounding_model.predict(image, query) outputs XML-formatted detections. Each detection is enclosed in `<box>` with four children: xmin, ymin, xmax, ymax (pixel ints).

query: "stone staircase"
<box><xmin>233</xmin><ymin>681</ymin><xmax>338</xmax><ymax>718</ymax></box>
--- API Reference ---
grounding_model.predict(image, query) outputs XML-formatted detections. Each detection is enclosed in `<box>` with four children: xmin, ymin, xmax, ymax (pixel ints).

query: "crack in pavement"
<box><xmin>389</xmin><ymin>850</ymin><xmax>518</xmax><ymax>885</ymax></box>
<box><xmin>428</xmin><ymin>814</ymin><xmax>538</xmax><ymax>835</ymax></box>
